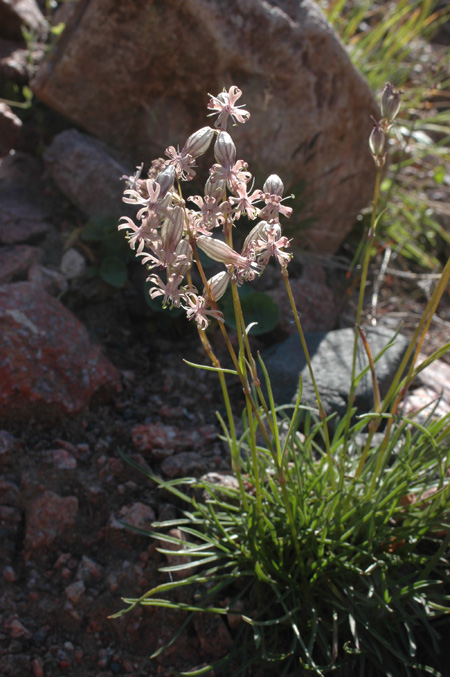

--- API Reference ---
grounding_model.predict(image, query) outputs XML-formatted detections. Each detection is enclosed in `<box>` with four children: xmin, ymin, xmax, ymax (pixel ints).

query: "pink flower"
<box><xmin>254</xmin><ymin>223</ymin><xmax>292</xmax><ymax>268</ymax></box>
<box><xmin>188</xmin><ymin>194</ymin><xmax>226</xmax><ymax>232</ymax></box>
<box><xmin>259</xmin><ymin>193</ymin><xmax>293</xmax><ymax>222</ymax></box>
<box><xmin>209</xmin><ymin>159</ymin><xmax>251</xmax><ymax>192</ymax></box>
<box><xmin>164</xmin><ymin>146</ymin><xmax>197</xmax><ymax>181</ymax></box>
<box><xmin>118</xmin><ymin>216</ymin><xmax>157</xmax><ymax>254</ymax></box>
<box><xmin>123</xmin><ymin>178</ymin><xmax>172</xmax><ymax>222</ymax></box>
<box><xmin>228</xmin><ymin>182</ymin><xmax>262</xmax><ymax>220</ymax></box>
<box><xmin>147</xmin><ymin>273</ymin><xmax>188</xmax><ymax>309</ymax></box>
<box><xmin>182</xmin><ymin>292</ymin><xmax>224</xmax><ymax>330</ymax></box>
<box><xmin>207</xmin><ymin>86</ymin><xmax>250</xmax><ymax>131</ymax></box>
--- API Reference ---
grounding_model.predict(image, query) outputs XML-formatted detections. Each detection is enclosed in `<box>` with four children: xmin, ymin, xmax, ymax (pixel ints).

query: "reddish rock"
<box><xmin>50</xmin><ymin>448</ymin><xmax>77</xmax><ymax>470</ymax></box>
<box><xmin>0</xmin><ymin>244</ymin><xmax>42</xmax><ymax>283</ymax></box>
<box><xmin>0</xmin><ymin>102</ymin><xmax>22</xmax><ymax>156</ymax></box>
<box><xmin>132</xmin><ymin>422</ymin><xmax>217</xmax><ymax>455</ymax></box>
<box><xmin>8</xmin><ymin>617</ymin><xmax>31</xmax><ymax>639</ymax></box>
<box><xmin>0</xmin><ymin>282</ymin><xmax>121</xmax><ymax>421</ymax></box>
<box><xmin>65</xmin><ymin>580</ymin><xmax>85</xmax><ymax>605</ymax></box>
<box><xmin>76</xmin><ymin>555</ymin><xmax>103</xmax><ymax>584</ymax></box>
<box><xmin>32</xmin><ymin>0</ymin><xmax>377</xmax><ymax>253</ymax></box>
<box><xmin>24</xmin><ymin>490</ymin><xmax>79</xmax><ymax>551</ymax></box>
<box><xmin>132</xmin><ymin>423</ymin><xmax>178</xmax><ymax>453</ymax></box>
<box><xmin>109</xmin><ymin>502</ymin><xmax>155</xmax><ymax>532</ymax></box>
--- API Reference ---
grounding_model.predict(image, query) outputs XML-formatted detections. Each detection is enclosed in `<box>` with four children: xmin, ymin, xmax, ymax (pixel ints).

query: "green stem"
<box><xmin>348</xmin><ymin>168</ymin><xmax>383</xmax><ymax>409</ymax></box>
<box><xmin>282</xmin><ymin>268</ymin><xmax>335</xmax><ymax>489</ymax></box>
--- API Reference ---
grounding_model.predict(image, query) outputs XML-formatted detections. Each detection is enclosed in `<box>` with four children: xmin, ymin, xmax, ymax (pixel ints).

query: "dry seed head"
<box><xmin>381</xmin><ymin>83</ymin><xmax>402</xmax><ymax>123</ymax></box>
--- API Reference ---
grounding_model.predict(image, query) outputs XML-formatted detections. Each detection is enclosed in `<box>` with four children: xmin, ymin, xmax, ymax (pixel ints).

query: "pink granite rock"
<box><xmin>24</xmin><ymin>490</ymin><xmax>79</xmax><ymax>551</ymax></box>
<box><xmin>0</xmin><ymin>282</ymin><xmax>121</xmax><ymax>421</ymax></box>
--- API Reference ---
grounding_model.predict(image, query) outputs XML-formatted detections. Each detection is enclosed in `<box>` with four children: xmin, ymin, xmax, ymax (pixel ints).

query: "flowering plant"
<box><xmin>113</xmin><ymin>86</ymin><xmax>450</xmax><ymax>676</ymax></box>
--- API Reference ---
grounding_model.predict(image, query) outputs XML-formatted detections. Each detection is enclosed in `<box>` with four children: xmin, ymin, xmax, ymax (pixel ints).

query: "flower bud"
<box><xmin>169</xmin><ymin>238</ymin><xmax>192</xmax><ymax>277</ymax></box>
<box><xmin>182</xmin><ymin>126</ymin><xmax>215</xmax><ymax>158</ymax></box>
<box><xmin>242</xmin><ymin>220</ymin><xmax>269</xmax><ymax>254</ymax></box>
<box><xmin>381</xmin><ymin>83</ymin><xmax>402</xmax><ymax>123</ymax></box>
<box><xmin>263</xmin><ymin>174</ymin><xmax>284</xmax><ymax>197</ymax></box>
<box><xmin>369</xmin><ymin>123</ymin><xmax>385</xmax><ymax>157</ymax></box>
<box><xmin>203</xmin><ymin>271</ymin><xmax>230</xmax><ymax>301</ymax></box>
<box><xmin>155</xmin><ymin>165</ymin><xmax>175</xmax><ymax>197</ymax></box>
<box><xmin>197</xmin><ymin>235</ymin><xmax>248</xmax><ymax>267</ymax></box>
<box><xmin>204</xmin><ymin>176</ymin><xmax>226</xmax><ymax>201</ymax></box>
<box><xmin>161</xmin><ymin>206</ymin><xmax>184</xmax><ymax>253</ymax></box>
<box><xmin>214</xmin><ymin>131</ymin><xmax>236</xmax><ymax>168</ymax></box>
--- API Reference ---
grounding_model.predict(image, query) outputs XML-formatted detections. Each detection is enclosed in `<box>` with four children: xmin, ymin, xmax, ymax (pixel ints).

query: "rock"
<box><xmin>43</xmin><ymin>129</ymin><xmax>131</xmax><ymax>218</ymax></box>
<box><xmin>0</xmin><ymin>478</ymin><xmax>19</xmax><ymax>505</ymax></box>
<box><xmin>24</xmin><ymin>490</ymin><xmax>79</xmax><ymax>551</ymax></box>
<box><xmin>132</xmin><ymin>423</ymin><xmax>178</xmax><ymax>453</ymax></box>
<box><xmin>108</xmin><ymin>502</ymin><xmax>155</xmax><ymax>546</ymax></box>
<box><xmin>0</xmin><ymin>194</ymin><xmax>52</xmax><ymax>244</ymax></box>
<box><xmin>0</xmin><ymin>0</ymin><xmax>48</xmax><ymax>41</ymax></box>
<box><xmin>8</xmin><ymin>617</ymin><xmax>31</xmax><ymax>639</ymax></box>
<box><xmin>267</xmin><ymin>264</ymin><xmax>339</xmax><ymax>334</ymax></box>
<box><xmin>132</xmin><ymin>422</ymin><xmax>218</xmax><ymax>456</ymax></box>
<box><xmin>261</xmin><ymin>325</ymin><xmax>410</xmax><ymax>419</ymax></box>
<box><xmin>0</xmin><ymin>282</ymin><xmax>121</xmax><ymax>421</ymax></box>
<box><xmin>0</xmin><ymin>152</ymin><xmax>53</xmax><ymax>244</ymax></box>
<box><xmin>0</xmin><ymin>103</ymin><xmax>22</xmax><ymax>156</ymax></box>
<box><xmin>160</xmin><ymin>451</ymin><xmax>204</xmax><ymax>478</ymax></box>
<box><xmin>60</xmin><ymin>247</ymin><xmax>86</xmax><ymax>280</ymax></box>
<box><xmin>65</xmin><ymin>580</ymin><xmax>85</xmax><ymax>605</ymax></box>
<box><xmin>49</xmin><ymin>448</ymin><xmax>77</xmax><ymax>470</ymax></box>
<box><xmin>32</xmin><ymin>0</ymin><xmax>377</xmax><ymax>253</ymax></box>
<box><xmin>27</xmin><ymin>263</ymin><xmax>68</xmax><ymax>296</ymax></box>
<box><xmin>0</xmin><ymin>244</ymin><xmax>42</xmax><ymax>283</ymax></box>
<box><xmin>193</xmin><ymin>612</ymin><xmax>233</xmax><ymax>658</ymax></box>
<box><xmin>399</xmin><ymin>354</ymin><xmax>450</xmax><ymax>423</ymax></box>
<box><xmin>0</xmin><ymin>38</ymin><xmax>31</xmax><ymax>83</ymax></box>
<box><xmin>75</xmin><ymin>555</ymin><xmax>103</xmax><ymax>585</ymax></box>
<box><xmin>0</xmin><ymin>430</ymin><xmax>20</xmax><ymax>469</ymax></box>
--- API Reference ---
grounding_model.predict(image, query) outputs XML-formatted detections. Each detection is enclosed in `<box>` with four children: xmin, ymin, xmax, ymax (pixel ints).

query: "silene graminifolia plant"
<box><xmin>112</xmin><ymin>85</ymin><xmax>450</xmax><ymax>676</ymax></box>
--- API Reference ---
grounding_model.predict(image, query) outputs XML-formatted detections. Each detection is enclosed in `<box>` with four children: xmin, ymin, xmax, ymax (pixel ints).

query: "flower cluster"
<box><xmin>119</xmin><ymin>86</ymin><xmax>293</xmax><ymax>330</ymax></box>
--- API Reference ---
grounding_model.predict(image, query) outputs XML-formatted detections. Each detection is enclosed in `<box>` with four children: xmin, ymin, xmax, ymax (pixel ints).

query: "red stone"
<box><xmin>0</xmin><ymin>282</ymin><xmax>121</xmax><ymax>420</ymax></box>
<box><xmin>24</xmin><ymin>490</ymin><xmax>79</xmax><ymax>551</ymax></box>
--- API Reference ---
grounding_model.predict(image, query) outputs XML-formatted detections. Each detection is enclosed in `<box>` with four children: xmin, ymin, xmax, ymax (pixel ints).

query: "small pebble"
<box><xmin>3</xmin><ymin>565</ymin><xmax>16</xmax><ymax>582</ymax></box>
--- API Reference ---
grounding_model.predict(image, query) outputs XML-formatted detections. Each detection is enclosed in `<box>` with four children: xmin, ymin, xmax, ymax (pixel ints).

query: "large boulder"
<box><xmin>32</xmin><ymin>0</ymin><xmax>377</xmax><ymax>253</ymax></box>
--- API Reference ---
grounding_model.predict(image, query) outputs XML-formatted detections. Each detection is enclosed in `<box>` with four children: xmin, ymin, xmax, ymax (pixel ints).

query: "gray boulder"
<box><xmin>261</xmin><ymin>326</ymin><xmax>410</xmax><ymax>419</ymax></box>
<box><xmin>32</xmin><ymin>0</ymin><xmax>377</xmax><ymax>253</ymax></box>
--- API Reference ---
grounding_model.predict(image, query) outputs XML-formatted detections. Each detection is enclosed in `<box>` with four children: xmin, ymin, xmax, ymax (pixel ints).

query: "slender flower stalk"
<box><xmin>281</xmin><ymin>266</ymin><xmax>335</xmax><ymax>489</ymax></box>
